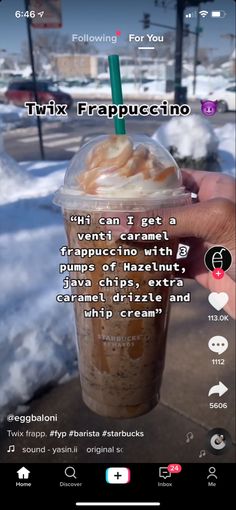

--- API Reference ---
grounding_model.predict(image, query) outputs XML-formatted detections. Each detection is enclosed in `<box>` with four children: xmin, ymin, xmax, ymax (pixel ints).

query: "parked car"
<box><xmin>5</xmin><ymin>80</ymin><xmax>73</xmax><ymax>108</ymax></box>
<box><xmin>209</xmin><ymin>84</ymin><xmax>236</xmax><ymax>112</ymax></box>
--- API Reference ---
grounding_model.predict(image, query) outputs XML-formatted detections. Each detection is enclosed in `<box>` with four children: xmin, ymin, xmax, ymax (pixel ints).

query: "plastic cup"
<box><xmin>54</xmin><ymin>134</ymin><xmax>191</xmax><ymax>418</ymax></box>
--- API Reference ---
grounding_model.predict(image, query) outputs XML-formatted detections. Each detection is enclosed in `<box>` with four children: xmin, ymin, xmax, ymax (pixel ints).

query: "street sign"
<box><xmin>29</xmin><ymin>0</ymin><xmax>62</xmax><ymax>28</ymax></box>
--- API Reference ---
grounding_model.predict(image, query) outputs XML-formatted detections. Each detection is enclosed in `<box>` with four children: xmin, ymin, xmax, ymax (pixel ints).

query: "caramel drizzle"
<box><xmin>78</xmin><ymin>157</ymin><xmax>175</xmax><ymax>196</ymax></box>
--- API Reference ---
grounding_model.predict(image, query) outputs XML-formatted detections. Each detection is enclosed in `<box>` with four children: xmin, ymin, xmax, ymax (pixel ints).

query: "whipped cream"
<box><xmin>77</xmin><ymin>135</ymin><xmax>182</xmax><ymax>197</ymax></box>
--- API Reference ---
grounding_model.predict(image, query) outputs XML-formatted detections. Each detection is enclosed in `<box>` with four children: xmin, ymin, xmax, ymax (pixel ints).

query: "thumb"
<box><xmin>158</xmin><ymin>198</ymin><xmax>235</xmax><ymax>247</ymax></box>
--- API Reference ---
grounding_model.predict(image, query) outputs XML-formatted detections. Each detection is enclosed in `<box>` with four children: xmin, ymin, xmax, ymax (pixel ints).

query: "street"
<box><xmin>3</xmin><ymin>100</ymin><xmax>235</xmax><ymax>161</ymax></box>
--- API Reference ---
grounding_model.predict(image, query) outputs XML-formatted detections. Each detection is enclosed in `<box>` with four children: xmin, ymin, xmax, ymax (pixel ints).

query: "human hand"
<box><xmin>160</xmin><ymin>170</ymin><xmax>235</xmax><ymax>317</ymax></box>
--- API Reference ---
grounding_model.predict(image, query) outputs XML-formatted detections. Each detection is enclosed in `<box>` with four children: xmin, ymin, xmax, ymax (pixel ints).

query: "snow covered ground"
<box><xmin>0</xmin><ymin>117</ymin><xmax>235</xmax><ymax>420</ymax></box>
<box><xmin>183</xmin><ymin>74</ymin><xmax>229</xmax><ymax>98</ymax></box>
<box><xmin>0</xmin><ymin>158</ymin><xmax>77</xmax><ymax>421</ymax></box>
<box><xmin>43</xmin><ymin>74</ymin><xmax>232</xmax><ymax>100</ymax></box>
<box><xmin>54</xmin><ymin>74</ymin><xmax>231</xmax><ymax>100</ymax></box>
<box><xmin>0</xmin><ymin>104</ymin><xmax>28</xmax><ymax>130</ymax></box>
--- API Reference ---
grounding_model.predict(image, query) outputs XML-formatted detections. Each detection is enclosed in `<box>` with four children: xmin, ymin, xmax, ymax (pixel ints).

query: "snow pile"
<box><xmin>0</xmin><ymin>83</ymin><xmax>7</xmax><ymax>93</ymax></box>
<box><xmin>215</xmin><ymin>123</ymin><xmax>236</xmax><ymax>177</ymax></box>
<box><xmin>0</xmin><ymin>128</ymin><xmax>32</xmax><ymax>204</ymax></box>
<box><xmin>183</xmin><ymin>74</ymin><xmax>229</xmax><ymax>98</ymax></box>
<box><xmin>0</xmin><ymin>104</ymin><xmax>27</xmax><ymax>124</ymax></box>
<box><xmin>153</xmin><ymin>116</ymin><xmax>235</xmax><ymax>175</ymax></box>
<box><xmin>0</xmin><ymin>224</ymin><xmax>76</xmax><ymax>419</ymax></box>
<box><xmin>0</xmin><ymin>160</ymin><xmax>77</xmax><ymax>420</ymax></box>
<box><xmin>21</xmin><ymin>65</ymin><xmax>32</xmax><ymax>78</ymax></box>
<box><xmin>0</xmin><ymin>130</ymin><xmax>64</xmax><ymax>206</ymax></box>
<box><xmin>153</xmin><ymin>114</ymin><xmax>218</xmax><ymax>160</ymax></box>
<box><xmin>0</xmin><ymin>160</ymin><xmax>67</xmax><ymax>206</ymax></box>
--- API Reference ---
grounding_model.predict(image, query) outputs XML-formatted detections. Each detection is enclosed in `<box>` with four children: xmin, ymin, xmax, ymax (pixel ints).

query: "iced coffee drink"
<box><xmin>55</xmin><ymin>135</ymin><xmax>190</xmax><ymax>418</ymax></box>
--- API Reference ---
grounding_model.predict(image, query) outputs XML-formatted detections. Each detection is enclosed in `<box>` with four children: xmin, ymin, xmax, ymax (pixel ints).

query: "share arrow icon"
<box><xmin>208</xmin><ymin>381</ymin><xmax>228</xmax><ymax>397</ymax></box>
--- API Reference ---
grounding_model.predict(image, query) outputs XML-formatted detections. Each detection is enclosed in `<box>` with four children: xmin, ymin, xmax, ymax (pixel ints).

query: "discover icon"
<box><xmin>64</xmin><ymin>466</ymin><xmax>77</xmax><ymax>479</ymax></box>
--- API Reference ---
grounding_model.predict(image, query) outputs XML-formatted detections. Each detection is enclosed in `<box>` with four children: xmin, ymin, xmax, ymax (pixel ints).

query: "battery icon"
<box><xmin>211</xmin><ymin>10</ymin><xmax>226</xmax><ymax>18</ymax></box>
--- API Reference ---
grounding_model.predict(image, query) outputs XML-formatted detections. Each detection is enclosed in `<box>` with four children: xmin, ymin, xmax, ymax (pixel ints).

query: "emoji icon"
<box><xmin>208</xmin><ymin>336</ymin><xmax>228</xmax><ymax>355</ymax></box>
<box><xmin>176</xmin><ymin>243</ymin><xmax>190</xmax><ymax>259</ymax></box>
<box><xmin>208</xmin><ymin>292</ymin><xmax>229</xmax><ymax>311</ymax></box>
<box><xmin>201</xmin><ymin>99</ymin><xmax>217</xmax><ymax>116</ymax></box>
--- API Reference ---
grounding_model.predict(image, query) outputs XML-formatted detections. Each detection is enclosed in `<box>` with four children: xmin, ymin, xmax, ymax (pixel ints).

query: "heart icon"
<box><xmin>208</xmin><ymin>292</ymin><xmax>229</xmax><ymax>311</ymax></box>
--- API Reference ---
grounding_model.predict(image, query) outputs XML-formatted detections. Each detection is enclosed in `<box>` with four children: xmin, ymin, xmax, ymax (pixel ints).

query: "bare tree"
<box><xmin>197</xmin><ymin>48</ymin><xmax>210</xmax><ymax>67</ymax></box>
<box><xmin>160</xmin><ymin>31</ymin><xmax>175</xmax><ymax>59</ymax></box>
<box><xmin>220</xmin><ymin>34</ymin><xmax>236</xmax><ymax>54</ymax></box>
<box><xmin>1</xmin><ymin>56</ymin><xmax>15</xmax><ymax>70</ymax></box>
<box><xmin>21</xmin><ymin>32</ymin><xmax>97</xmax><ymax>75</ymax></box>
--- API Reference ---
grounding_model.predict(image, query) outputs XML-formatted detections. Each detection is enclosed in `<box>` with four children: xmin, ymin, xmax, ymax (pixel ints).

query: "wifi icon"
<box><xmin>199</xmin><ymin>10</ymin><xmax>208</xmax><ymax>17</ymax></box>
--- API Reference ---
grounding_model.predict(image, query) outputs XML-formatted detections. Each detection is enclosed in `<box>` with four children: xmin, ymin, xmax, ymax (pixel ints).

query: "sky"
<box><xmin>0</xmin><ymin>0</ymin><xmax>235</xmax><ymax>58</ymax></box>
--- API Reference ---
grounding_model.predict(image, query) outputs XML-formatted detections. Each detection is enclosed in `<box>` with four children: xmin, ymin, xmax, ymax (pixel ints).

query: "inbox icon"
<box><xmin>106</xmin><ymin>467</ymin><xmax>131</xmax><ymax>484</ymax></box>
<box><xmin>159</xmin><ymin>467</ymin><xmax>171</xmax><ymax>479</ymax></box>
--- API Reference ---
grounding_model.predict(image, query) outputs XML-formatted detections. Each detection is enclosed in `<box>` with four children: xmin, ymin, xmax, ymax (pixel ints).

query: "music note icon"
<box><xmin>7</xmin><ymin>445</ymin><xmax>15</xmax><ymax>453</ymax></box>
<box><xmin>199</xmin><ymin>449</ymin><xmax>206</xmax><ymax>458</ymax></box>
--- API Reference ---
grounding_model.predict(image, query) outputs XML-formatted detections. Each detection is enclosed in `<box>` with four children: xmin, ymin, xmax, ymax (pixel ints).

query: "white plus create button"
<box><xmin>105</xmin><ymin>467</ymin><xmax>131</xmax><ymax>484</ymax></box>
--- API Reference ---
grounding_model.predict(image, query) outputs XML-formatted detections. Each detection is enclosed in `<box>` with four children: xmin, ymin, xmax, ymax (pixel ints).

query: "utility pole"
<box><xmin>142</xmin><ymin>1</ymin><xmax>212</xmax><ymax>103</ymax></box>
<box><xmin>25</xmin><ymin>0</ymin><xmax>45</xmax><ymax>159</ymax></box>
<box><xmin>174</xmin><ymin>0</ymin><xmax>185</xmax><ymax>104</ymax></box>
<box><xmin>192</xmin><ymin>7</ymin><xmax>200</xmax><ymax>95</ymax></box>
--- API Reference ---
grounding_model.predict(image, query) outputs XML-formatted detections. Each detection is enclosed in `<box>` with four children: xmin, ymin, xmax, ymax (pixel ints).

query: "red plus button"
<box><xmin>212</xmin><ymin>268</ymin><xmax>225</xmax><ymax>279</ymax></box>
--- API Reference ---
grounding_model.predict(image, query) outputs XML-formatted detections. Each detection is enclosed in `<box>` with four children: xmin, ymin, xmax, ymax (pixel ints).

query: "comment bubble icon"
<box><xmin>159</xmin><ymin>467</ymin><xmax>171</xmax><ymax>479</ymax></box>
<box><xmin>208</xmin><ymin>336</ymin><xmax>228</xmax><ymax>355</ymax></box>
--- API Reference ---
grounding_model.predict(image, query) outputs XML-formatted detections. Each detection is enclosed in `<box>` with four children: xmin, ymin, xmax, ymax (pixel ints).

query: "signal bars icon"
<box><xmin>186</xmin><ymin>10</ymin><xmax>209</xmax><ymax>18</ymax></box>
<box><xmin>185</xmin><ymin>11</ymin><xmax>197</xmax><ymax>18</ymax></box>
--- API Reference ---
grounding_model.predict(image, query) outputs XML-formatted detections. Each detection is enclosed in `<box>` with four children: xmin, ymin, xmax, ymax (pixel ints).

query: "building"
<box><xmin>53</xmin><ymin>53</ymin><xmax>172</xmax><ymax>83</ymax></box>
<box><xmin>53</xmin><ymin>54</ymin><xmax>98</xmax><ymax>78</ymax></box>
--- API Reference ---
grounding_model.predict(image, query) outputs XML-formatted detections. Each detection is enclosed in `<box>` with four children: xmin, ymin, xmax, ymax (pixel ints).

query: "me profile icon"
<box><xmin>204</xmin><ymin>246</ymin><xmax>232</xmax><ymax>272</ymax></box>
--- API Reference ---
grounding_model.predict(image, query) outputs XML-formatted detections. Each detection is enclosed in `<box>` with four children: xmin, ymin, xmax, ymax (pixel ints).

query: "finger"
<box><xmin>156</xmin><ymin>198</ymin><xmax>235</xmax><ymax>248</ymax></box>
<box><xmin>130</xmin><ymin>198</ymin><xmax>235</xmax><ymax>279</ymax></box>
<box><xmin>181</xmin><ymin>169</ymin><xmax>236</xmax><ymax>203</ymax></box>
<box><xmin>131</xmin><ymin>198</ymin><xmax>234</xmax><ymax>244</ymax></box>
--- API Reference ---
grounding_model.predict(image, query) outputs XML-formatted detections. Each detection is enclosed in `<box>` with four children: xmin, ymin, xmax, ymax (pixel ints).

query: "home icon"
<box><xmin>17</xmin><ymin>467</ymin><xmax>30</xmax><ymax>480</ymax></box>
